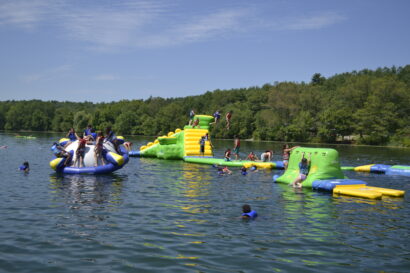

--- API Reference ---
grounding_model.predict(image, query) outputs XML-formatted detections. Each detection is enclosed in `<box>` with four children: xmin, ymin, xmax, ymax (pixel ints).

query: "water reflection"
<box><xmin>49</xmin><ymin>173</ymin><xmax>125</xmax><ymax>211</ymax></box>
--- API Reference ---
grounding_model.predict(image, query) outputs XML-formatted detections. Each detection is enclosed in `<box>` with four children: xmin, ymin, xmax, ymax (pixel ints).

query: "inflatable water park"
<box><xmin>129</xmin><ymin>114</ymin><xmax>406</xmax><ymax>200</ymax></box>
<box><xmin>49</xmin><ymin>137</ymin><xmax>129</xmax><ymax>175</ymax></box>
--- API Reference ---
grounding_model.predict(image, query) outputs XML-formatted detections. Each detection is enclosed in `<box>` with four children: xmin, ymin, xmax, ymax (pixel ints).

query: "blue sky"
<box><xmin>0</xmin><ymin>0</ymin><xmax>409</xmax><ymax>102</ymax></box>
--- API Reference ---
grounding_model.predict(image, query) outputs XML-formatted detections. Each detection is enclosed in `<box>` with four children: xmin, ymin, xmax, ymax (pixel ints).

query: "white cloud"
<box><xmin>0</xmin><ymin>1</ymin><xmax>346</xmax><ymax>50</ymax></box>
<box><xmin>283</xmin><ymin>12</ymin><xmax>346</xmax><ymax>30</ymax></box>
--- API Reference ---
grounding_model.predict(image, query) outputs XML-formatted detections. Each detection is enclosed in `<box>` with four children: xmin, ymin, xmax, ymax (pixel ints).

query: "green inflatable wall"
<box><xmin>275</xmin><ymin>147</ymin><xmax>345</xmax><ymax>188</ymax></box>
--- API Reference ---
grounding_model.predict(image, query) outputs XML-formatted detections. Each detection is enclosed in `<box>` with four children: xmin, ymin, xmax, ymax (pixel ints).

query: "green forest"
<box><xmin>1</xmin><ymin>66</ymin><xmax>410</xmax><ymax>146</ymax></box>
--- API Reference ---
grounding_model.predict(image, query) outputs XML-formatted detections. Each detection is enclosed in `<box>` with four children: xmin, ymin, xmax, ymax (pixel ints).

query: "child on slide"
<box><xmin>291</xmin><ymin>152</ymin><xmax>311</xmax><ymax>188</ymax></box>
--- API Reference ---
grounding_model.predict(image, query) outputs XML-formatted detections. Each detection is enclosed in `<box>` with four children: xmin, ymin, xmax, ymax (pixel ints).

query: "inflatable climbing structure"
<box><xmin>274</xmin><ymin>147</ymin><xmax>405</xmax><ymax>199</ymax></box>
<box><xmin>130</xmin><ymin>115</ymin><xmax>283</xmax><ymax>169</ymax></box>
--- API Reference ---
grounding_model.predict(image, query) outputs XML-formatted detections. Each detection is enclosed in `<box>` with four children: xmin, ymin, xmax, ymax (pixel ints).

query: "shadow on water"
<box><xmin>49</xmin><ymin>173</ymin><xmax>126</xmax><ymax>210</ymax></box>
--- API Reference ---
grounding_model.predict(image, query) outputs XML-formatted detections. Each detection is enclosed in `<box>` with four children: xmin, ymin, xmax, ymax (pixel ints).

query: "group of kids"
<box><xmin>214</xmin><ymin>141</ymin><xmax>311</xmax><ymax>189</ymax></box>
<box><xmin>189</xmin><ymin>109</ymin><xmax>233</xmax><ymax>130</ymax></box>
<box><xmin>20</xmin><ymin>125</ymin><xmax>133</xmax><ymax>171</ymax></box>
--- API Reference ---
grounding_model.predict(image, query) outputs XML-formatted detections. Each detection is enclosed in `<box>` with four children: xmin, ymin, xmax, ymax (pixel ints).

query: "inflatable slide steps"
<box><xmin>184</xmin><ymin>128</ymin><xmax>213</xmax><ymax>157</ymax></box>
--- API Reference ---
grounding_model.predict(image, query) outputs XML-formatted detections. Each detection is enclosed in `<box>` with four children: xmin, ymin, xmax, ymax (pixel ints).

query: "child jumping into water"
<box><xmin>291</xmin><ymin>152</ymin><xmax>311</xmax><ymax>188</ymax></box>
<box><xmin>226</xmin><ymin>111</ymin><xmax>232</xmax><ymax>130</ymax></box>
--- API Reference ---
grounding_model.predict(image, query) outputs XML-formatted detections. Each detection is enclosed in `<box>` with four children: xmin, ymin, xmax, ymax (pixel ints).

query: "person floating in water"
<box><xmin>242</xmin><ymin>204</ymin><xmax>257</xmax><ymax>219</ymax></box>
<box><xmin>283</xmin><ymin>144</ymin><xmax>299</xmax><ymax>170</ymax></box>
<box><xmin>19</xmin><ymin>161</ymin><xmax>30</xmax><ymax>173</ymax></box>
<box><xmin>226</xmin><ymin>111</ymin><xmax>232</xmax><ymax>130</ymax></box>
<box><xmin>217</xmin><ymin>166</ymin><xmax>232</xmax><ymax>175</ymax></box>
<box><xmin>189</xmin><ymin>109</ymin><xmax>195</xmax><ymax>125</ymax></box>
<box><xmin>199</xmin><ymin>136</ymin><xmax>206</xmax><ymax>156</ymax></box>
<box><xmin>260</xmin><ymin>150</ymin><xmax>273</xmax><ymax>162</ymax></box>
<box><xmin>241</xmin><ymin>166</ymin><xmax>247</xmax><ymax>175</ymax></box>
<box><xmin>233</xmin><ymin>135</ymin><xmax>240</xmax><ymax>160</ymax></box>
<box><xmin>291</xmin><ymin>152</ymin><xmax>311</xmax><ymax>188</ymax></box>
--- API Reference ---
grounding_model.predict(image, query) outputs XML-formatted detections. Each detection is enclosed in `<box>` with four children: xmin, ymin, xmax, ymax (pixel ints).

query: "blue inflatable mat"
<box><xmin>128</xmin><ymin>150</ymin><xmax>141</xmax><ymax>157</ymax></box>
<box><xmin>370</xmin><ymin>164</ymin><xmax>391</xmax><ymax>173</ymax></box>
<box><xmin>312</xmin><ymin>179</ymin><xmax>366</xmax><ymax>192</ymax></box>
<box><xmin>386</xmin><ymin>167</ymin><xmax>410</xmax><ymax>176</ymax></box>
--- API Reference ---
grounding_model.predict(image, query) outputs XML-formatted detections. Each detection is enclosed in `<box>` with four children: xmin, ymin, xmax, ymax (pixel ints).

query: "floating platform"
<box><xmin>274</xmin><ymin>147</ymin><xmax>405</xmax><ymax>200</ymax></box>
<box><xmin>341</xmin><ymin>164</ymin><xmax>410</xmax><ymax>176</ymax></box>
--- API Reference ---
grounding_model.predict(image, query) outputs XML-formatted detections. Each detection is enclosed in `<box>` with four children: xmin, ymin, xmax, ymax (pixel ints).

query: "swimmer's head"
<box><xmin>301</xmin><ymin>158</ymin><xmax>308</xmax><ymax>164</ymax></box>
<box><xmin>242</xmin><ymin>204</ymin><xmax>251</xmax><ymax>213</ymax></box>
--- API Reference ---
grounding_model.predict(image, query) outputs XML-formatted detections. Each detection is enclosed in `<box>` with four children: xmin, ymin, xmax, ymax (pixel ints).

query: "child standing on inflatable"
<box><xmin>94</xmin><ymin>132</ymin><xmax>105</xmax><ymax>166</ymax></box>
<box><xmin>199</xmin><ymin>136</ymin><xmax>205</xmax><ymax>156</ymax></box>
<box><xmin>226</xmin><ymin>111</ymin><xmax>232</xmax><ymax>130</ymax></box>
<box><xmin>224</xmin><ymin>148</ymin><xmax>231</xmax><ymax>161</ymax></box>
<box><xmin>282</xmin><ymin>144</ymin><xmax>299</xmax><ymax>170</ymax></box>
<box><xmin>242</xmin><ymin>204</ymin><xmax>257</xmax><ymax>219</ymax></box>
<box><xmin>75</xmin><ymin>137</ymin><xmax>92</xmax><ymax>168</ymax></box>
<box><xmin>291</xmin><ymin>152</ymin><xmax>311</xmax><ymax>188</ymax></box>
<box><xmin>233</xmin><ymin>136</ymin><xmax>240</xmax><ymax>160</ymax></box>
<box><xmin>188</xmin><ymin>109</ymin><xmax>195</xmax><ymax>125</ymax></box>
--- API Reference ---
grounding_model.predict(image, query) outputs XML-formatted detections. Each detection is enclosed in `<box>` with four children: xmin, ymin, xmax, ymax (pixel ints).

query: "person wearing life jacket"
<box><xmin>83</xmin><ymin>124</ymin><xmax>93</xmax><ymax>138</ymax></box>
<box><xmin>242</xmin><ymin>204</ymin><xmax>258</xmax><ymax>219</ymax></box>
<box><xmin>65</xmin><ymin>128</ymin><xmax>79</xmax><ymax>147</ymax></box>
<box><xmin>241</xmin><ymin>166</ymin><xmax>247</xmax><ymax>175</ymax></box>
<box><xmin>51</xmin><ymin>142</ymin><xmax>72</xmax><ymax>166</ymax></box>
<box><xmin>199</xmin><ymin>136</ymin><xmax>206</xmax><ymax>156</ymax></box>
<box><xmin>19</xmin><ymin>161</ymin><xmax>30</xmax><ymax>173</ymax></box>
<box><xmin>188</xmin><ymin>109</ymin><xmax>195</xmax><ymax>125</ymax></box>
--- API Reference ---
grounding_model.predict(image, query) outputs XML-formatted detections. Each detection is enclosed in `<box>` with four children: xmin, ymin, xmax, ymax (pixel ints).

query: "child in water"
<box><xmin>241</xmin><ymin>166</ymin><xmax>247</xmax><ymax>175</ymax></box>
<box><xmin>242</xmin><ymin>204</ymin><xmax>258</xmax><ymax>219</ymax></box>
<box><xmin>19</xmin><ymin>161</ymin><xmax>29</xmax><ymax>173</ymax></box>
<box><xmin>217</xmin><ymin>165</ymin><xmax>232</xmax><ymax>175</ymax></box>
<box><xmin>291</xmin><ymin>152</ymin><xmax>311</xmax><ymax>188</ymax></box>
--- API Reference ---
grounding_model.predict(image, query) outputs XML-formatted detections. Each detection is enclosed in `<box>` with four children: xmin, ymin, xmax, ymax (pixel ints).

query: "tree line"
<box><xmin>1</xmin><ymin>65</ymin><xmax>409</xmax><ymax>146</ymax></box>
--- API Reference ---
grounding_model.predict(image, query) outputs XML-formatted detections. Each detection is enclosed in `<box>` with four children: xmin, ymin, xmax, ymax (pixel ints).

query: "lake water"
<box><xmin>0</xmin><ymin>132</ymin><xmax>409</xmax><ymax>273</ymax></box>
